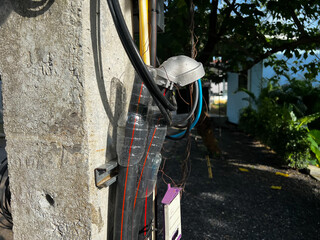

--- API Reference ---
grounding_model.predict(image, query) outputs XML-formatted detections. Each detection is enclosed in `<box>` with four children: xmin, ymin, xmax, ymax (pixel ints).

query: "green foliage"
<box><xmin>264</xmin><ymin>54</ymin><xmax>320</xmax><ymax>85</ymax></box>
<box><xmin>160</xmin><ymin>0</ymin><xmax>320</xmax><ymax>78</ymax></box>
<box><xmin>238</xmin><ymin>107</ymin><xmax>258</xmax><ymax>135</ymax></box>
<box><xmin>307</xmin><ymin>130</ymin><xmax>320</xmax><ymax>166</ymax></box>
<box><xmin>298</xmin><ymin>112</ymin><xmax>320</xmax><ymax>128</ymax></box>
<box><xmin>309</xmin><ymin>129</ymin><xmax>320</xmax><ymax>142</ymax></box>
<box><xmin>239</xmin><ymin>81</ymin><xmax>320</xmax><ymax>169</ymax></box>
<box><xmin>157</xmin><ymin>1</ymin><xmax>190</xmax><ymax>61</ymax></box>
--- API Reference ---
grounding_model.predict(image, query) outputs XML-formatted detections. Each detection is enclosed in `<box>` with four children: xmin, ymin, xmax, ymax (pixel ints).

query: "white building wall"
<box><xmin>249</xmin><ymin>62</ymin><xmax>264</xmax><ymax>105</ymax></box>
<box><xmin>227</xmin><ymin>62</ymin><xmax>263</xmax><ymax>124</ymax></box>
<box><xmin>226</xmin><ymin>72</ymin><xmax>248</xmax><ymax>124</ymax></box>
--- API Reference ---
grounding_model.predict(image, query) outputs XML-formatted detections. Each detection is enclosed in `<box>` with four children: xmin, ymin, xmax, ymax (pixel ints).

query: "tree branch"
<box><xmin>218</xmin><ymin>0</ymin><xmax>236</xmax><ymax>37</ymax></box>
<box><xmin>243</xmin><ymin>35</ymin><xmax>320</xmax><ymax>71</ymax></box>
<box><xmin>197</xmin><ymin>0</ymin><xmax>219</xmax><ymax>64</ymax></box>
<box><xmin>224</xmin><ymin>0</ymin><xmax>270</xmax><ymax>47</ymax></box>
<box><xmin>289</xmin><ymin>7</ymin><xmax>307</xmax><ymax>36</ymax></box>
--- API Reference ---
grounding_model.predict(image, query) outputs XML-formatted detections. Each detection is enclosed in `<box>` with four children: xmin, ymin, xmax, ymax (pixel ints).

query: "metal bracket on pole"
<box><xmin>94</xmin><ymin>161</ymin><xmax>118</xmax><ymax>188</ymax></box>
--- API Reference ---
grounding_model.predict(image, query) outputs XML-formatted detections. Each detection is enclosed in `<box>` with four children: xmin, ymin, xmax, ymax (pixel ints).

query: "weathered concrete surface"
<box><xmin>0</xmin><ymin>0</ymin><xmax>134</xmax><ymax>239</ymax></box>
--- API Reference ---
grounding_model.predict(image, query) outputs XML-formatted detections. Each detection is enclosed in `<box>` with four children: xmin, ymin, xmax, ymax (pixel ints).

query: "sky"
<box><xmin>263</xmin><ymin>51</ymin><xmax>320</xmax><ymax>86</ymax></box>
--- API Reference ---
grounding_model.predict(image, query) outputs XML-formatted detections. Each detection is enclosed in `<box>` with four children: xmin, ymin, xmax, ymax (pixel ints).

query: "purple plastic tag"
<box><xmin>162</xmin><ymin>184</ymin><xmax>182</xmax><ymax>240</ymax></box>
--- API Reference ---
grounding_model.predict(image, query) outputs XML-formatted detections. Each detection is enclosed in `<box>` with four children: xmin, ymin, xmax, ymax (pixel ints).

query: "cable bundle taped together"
<box><xmin>107</xmin><ymin>0</ymin><xmax>205</xmax><ymax>239</ymax></box>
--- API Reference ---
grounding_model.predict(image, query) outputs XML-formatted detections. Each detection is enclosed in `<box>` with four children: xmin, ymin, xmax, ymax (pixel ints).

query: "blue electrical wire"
<box><xmin>169</xmin><ymin>79</ymin><xmax>203</xmax><ymax>138</ymax></box>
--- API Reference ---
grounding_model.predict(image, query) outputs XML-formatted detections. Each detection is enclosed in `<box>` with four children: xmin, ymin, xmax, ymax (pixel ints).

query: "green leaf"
<box><xmin>298</xmin><ymin>112</ymin><xmax>320</xmax><ymax>128</ymax></box>
<box><xmin>309</xmin><ymin>159</ymin><xmax>318</xmax><ymax>166</ymax></box>
<box><xmin>309</xmin><ymin>130</ymin><xmax>320</xmax><ymax>144</ymax></box>
<box><xmin>307</xmin><ymin>134</ymin><xmax>320</xmax><ymax>164</ymax></box>
<box><xmin>294</xmin><ymin>50</ymin><xmax>301</xmax><ymax>58</ymax></box>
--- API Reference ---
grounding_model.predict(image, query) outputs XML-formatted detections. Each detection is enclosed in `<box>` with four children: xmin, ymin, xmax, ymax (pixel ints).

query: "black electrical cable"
<box><xmin>0</xmin><ymin>158</ymin><xmax>12</xmax><ymax>229</ymax></box>
<box><xmin>107</xmin><ymin>0</ymin><xmax>177</xmax><ymax>117</ymax></box>
<box><xmin>172</xmin><ymin>81</ymin><xmax>199</xmax><ymax>127</ymax></box>
<box><xmin>153</xmin><ymin>97</ymin><xmax>172</xmax><ymax>125</ymax></box>
<box><xmin>166</xmin><ymin>118</ymin><xmax>192</xmax><ymax>140</ymax></box>
<box><xmin>107</xmin><ymin>0</ymin><xmax>174</xmax><ymax>125</ymax></box>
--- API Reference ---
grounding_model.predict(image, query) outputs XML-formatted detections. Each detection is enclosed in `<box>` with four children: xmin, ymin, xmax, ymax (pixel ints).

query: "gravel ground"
<box><xmin>1</xmin><ymin>126</ymin><xmax>319</xmax><ymax>240</ymax></box>
<box><xmin>157</xmin><ymin>126</ymin><xmax>320</xmax><ymax>240</ymax></box>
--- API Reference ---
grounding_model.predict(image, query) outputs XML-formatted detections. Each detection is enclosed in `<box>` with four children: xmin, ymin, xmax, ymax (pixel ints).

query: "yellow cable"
<box><xmin>138</xmin><ymin>0</ymin><xmax>150</xmax><ymax>65</ymax></box>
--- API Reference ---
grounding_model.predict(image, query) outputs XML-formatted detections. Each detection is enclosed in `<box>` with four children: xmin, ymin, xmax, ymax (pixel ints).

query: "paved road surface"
<box><xmin>158</xmin><ymin>126</ymin><xmax>320</xmax><ymax>239</ymax></box>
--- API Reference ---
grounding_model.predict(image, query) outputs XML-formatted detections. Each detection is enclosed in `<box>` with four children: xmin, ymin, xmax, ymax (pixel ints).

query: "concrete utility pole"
<box><xmin>0</xmin><ymin>0</ymin><xmax>134</xmax><ymax>239</ymax></box>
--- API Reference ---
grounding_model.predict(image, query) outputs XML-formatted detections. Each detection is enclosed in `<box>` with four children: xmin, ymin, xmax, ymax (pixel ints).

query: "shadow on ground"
<box><xmin>158</xmin><ymin>126</ymin><xmax>320</xmax><ymax>240</ymax></box>
<box><xmin>0</xmin><ymin>126</ymin><xmax>319</xmax><ymax>240</ymax></box>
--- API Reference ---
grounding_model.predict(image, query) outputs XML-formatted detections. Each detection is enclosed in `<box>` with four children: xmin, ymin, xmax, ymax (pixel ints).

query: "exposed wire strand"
<box><xmin>160</xmin><ymin>134</ymin><xmax>192</xmax><ymax>193</ymax></box>
<box><xmin>176</xmin><ymin>87</ymin><xmax>190</xmax><ymax>106</ymax></box>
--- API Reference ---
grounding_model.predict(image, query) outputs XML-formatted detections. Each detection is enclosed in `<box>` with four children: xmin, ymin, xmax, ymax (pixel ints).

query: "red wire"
<box><xmin>133</xmin><ymin>127</ymin><xmax>157</xmax><ymax>208</ymax></box>
<box><xmin>121</xmin><ymin>85</ymin><xmax>166</xmax><ymax>239</ymax></box>
<box><xmin>144</xmin><ymin>187</ymin><xmax>148</xmax><ymax>237</ymax></box>
<box><xmin>120</xmin><ymin>83</ymin><xmax>144</xmax><ymax>240</ymax></box>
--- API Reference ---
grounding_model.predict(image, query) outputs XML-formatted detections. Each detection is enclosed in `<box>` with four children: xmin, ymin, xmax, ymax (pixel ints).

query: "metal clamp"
<box><xmin>94</xmin><ymin>161</ymin><xmax>118</xmax><ymax>188</ymax></box>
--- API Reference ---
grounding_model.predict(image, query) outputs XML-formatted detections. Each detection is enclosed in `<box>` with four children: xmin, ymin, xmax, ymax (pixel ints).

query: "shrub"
<box><xmin>239</xmin><ymin>84</ymin><xmax>320</xmax><ymax>169</ymax></box>
<box><xmin>238</xmin><ymin>107</ymin><xmax>258</xmax><ymax>135</ymax></box>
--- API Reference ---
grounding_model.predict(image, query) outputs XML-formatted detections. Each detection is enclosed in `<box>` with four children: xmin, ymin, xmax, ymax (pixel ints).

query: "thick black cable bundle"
<box><xmin>0</xmin><ymin>158</ymin><xmax>12</xmax><ymax>229</ymax></box>
<box><xmin>166</xmin><ymin>118</ymin><xmax>192</xmax><ymax>140</ymax></box>
<box><xmin>107</xmin><ymin>0</ymin><xmax>176</xmax><ymax>125</ymax></box>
